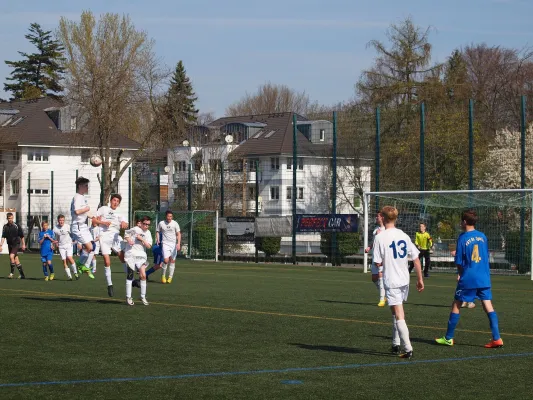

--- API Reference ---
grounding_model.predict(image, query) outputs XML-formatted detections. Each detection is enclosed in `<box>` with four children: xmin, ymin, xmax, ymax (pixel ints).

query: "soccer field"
<box><xmin>1</xmin><ymin>254</ymin><xmax>532</xmax><ymax>399</ymax></box>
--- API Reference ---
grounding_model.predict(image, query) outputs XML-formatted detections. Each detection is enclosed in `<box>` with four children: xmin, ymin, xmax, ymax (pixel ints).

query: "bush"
<box><xmin>320</xmin><ymin>232</ymin><xmax>361</xmax><ymax>265</ymax></box>
<box><xmin>256</xmin><ymin>237</ymin><xmax>281</xmax><ymax>261</ymax></box>
<box><xmin>192</xmin><ymin>225</ymin><xmax>216</xmax><ymax>258</ymax></box>
<box><xmin>505</xmin><ymin>231</ymin><xmax>531</xmax><ymax>273</ymax></box>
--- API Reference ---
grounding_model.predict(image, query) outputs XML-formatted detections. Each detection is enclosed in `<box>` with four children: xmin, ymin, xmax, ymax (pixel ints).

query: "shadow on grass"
<box><xmin>21</xmin><ymin>296</ymin><xmax>122</xmax><ymax>306</ymax></box>
<box><xmin>319</xmin><ymin>300</ymin><xmax>377</xmax><ymax>306</ymax></box>
<box><xmin>319</xmin><ymin>299</ymin><xmax>449</xmax><ymax>308</ymax></box>
<box><xmin>0</xmin><ymin>277</ymin><xmax>44</xmax><ymax>281</ymax></box>
<box><xmin>370</xmin><ymin>335</ymin><xmax>480</xmax><ymax>348</ymax></box>
<box><xmin>289</xmin><ymin>343</ymin><xmax>394</xmax><ymax>357</ymax></box>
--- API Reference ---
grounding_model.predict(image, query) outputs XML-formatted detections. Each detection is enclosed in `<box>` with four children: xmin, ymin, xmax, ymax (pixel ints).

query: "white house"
<box><xmin>0</xmin><ymin>97</ymin><xmax>138</xmax><ymax>246</ymax></box>
<box><xmin>167</xmin><ymin>112</ymin><xmax>372</xmax><ymax>253</ymax></box>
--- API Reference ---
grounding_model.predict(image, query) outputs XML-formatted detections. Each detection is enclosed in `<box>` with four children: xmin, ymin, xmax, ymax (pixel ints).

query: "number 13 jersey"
<box><xmin>373</xmin><ymin>227</ymin><xmax>420</xmax><ymax>289</ymax></box>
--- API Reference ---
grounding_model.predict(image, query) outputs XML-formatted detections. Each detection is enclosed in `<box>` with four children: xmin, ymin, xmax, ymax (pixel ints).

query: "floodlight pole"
<box><xmin>363</xmin><ymin>193</ymin><xmax>369</xmax><ymax>274</ymax></box>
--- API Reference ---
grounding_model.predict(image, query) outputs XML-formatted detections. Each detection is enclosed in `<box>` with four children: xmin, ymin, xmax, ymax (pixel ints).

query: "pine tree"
<box><xmin>165</xmin><ymin>60</ymin><xmax>198</xmax><ymax>132</ymax></box>
<box><xmin>4</xmin><ymin>23</ymin><xmax>65</xmax><ymax>99</ymax></box>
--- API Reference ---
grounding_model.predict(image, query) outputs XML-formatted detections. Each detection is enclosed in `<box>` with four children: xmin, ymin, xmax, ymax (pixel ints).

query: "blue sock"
<box><xmin>49</xmin><ymin>263</ymin><xmax>54</xmax><ymax>274</ymax></box>
<box><xmin>445</xmin><ymin>312</ymin><xmax>461</xmax><ymax>340</ymax></box>
<box><xmin>42</xmin><ymin>264</ymin><xmax>48</xmax><ymax>276</ymax></box>
<box><xmin>487</xmin><ymin>311</ymin><xmax>501</xmax><ymax>340</ymax></box>
<box><xmin>146</xmin><ymin>267</ymin><xmax>155</xmax><ymax>277</ymax></box>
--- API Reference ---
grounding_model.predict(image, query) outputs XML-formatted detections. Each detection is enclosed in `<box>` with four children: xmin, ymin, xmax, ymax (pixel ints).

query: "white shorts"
<box><xmin>385</xmin><ymin>285</ymin><xmax>410</xmax><ymax>306</ymax></box>
<box><xmin>125</xmin><ymin>254</ymin><xmax>147</xmax><ymax>271</ymax></box>
<box><xmin>94</xmin><ymin>242</ymin><xmax>100</xmax><ymax>255</ymax></box>
<box><xmin>371</xmin><ymin>262</ymin><xmax>383</xmax><ymax>275</ymax></box>
<box><xmin>100</xmin><ymin>232</ymin><xmax>123</xmax><ymax>255</ymax></box>
<box><xmin>59</xmin><ymin>246</ymin><xmax>73</xmax><ymax>260</ymax></box>
<box><xmin>71</xmin><ymin>223</ymin><xmax>93</xmax><ymax>245</ymax></box>
<box><xmin>162</xmin><ymin>243</ymin><xmax>177</xmax><ymax>260</ymax></box>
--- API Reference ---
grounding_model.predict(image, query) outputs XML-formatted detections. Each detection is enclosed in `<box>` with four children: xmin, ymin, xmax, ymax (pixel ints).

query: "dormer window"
<box><xmin>320</xmin><ymin>129</ymin><xmax>325</xmax><ymax>141</ymax></box>
<box><xmin>71</xmin><ymin>116</ymin><xmax>77</xmax><ymax>130</ymax></box>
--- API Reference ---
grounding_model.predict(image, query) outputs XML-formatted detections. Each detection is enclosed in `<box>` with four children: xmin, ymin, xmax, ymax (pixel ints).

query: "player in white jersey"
<box><xmin>365</xmin><ymin>212</ymin><xmax>386</xmax><ymax>306</ymax></box>
<box><xmin>70</xmin><ymin>177</ymin><xmax>96</xmax><ymax>278</ymax></box>
<box><xmin>157</xmin><ymin>210</ymin><xmax>181</xmax><ymax>284</ymax></box>
<box><xmin>94</xmin><ymin>194</ymin><xmax>129</xmax><ymax>297</ymax></box>
<box><xmin>53</xmin><ymin>214</ymin><xmax>78</xmax><ymax>280</ymax></box>
<box><xmin>89</xmin><ymin>224</ymin><xmax>101</xmax><ymax>274</ymax></box>
<box><xmin>373</xmin><ymin>206</ymin><xmax>424</xmax><ymax>359</ymax></box>
<box><xmin>123</xmin><ymin>215</ymin><xmax>153</xmax><ymax>306</ymax></box>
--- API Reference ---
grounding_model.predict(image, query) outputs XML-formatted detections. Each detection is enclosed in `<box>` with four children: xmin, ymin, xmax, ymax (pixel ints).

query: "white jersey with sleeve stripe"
<box><xmin>157</xmin><ymin>220</ymin><xmax>180</xmax><ymax>244</ymax></box>
<box><xmin>70</xmin><ymin>193</ymin><xmax>89</xmax><ymax>224</ymax></box>
<box><xmin>372</xmin><ymin>227</ymin><xmax>420</xmax><ymax>289</ymax></box>
<box><xmin>53</xmin><ymin>224</ymin><xmax>73</xmax><ymax>248</ymax></box>
<box><xmin>96</xmin><ymin>206</ymin><xmax>125</xmax><ymax>234</ymax></box>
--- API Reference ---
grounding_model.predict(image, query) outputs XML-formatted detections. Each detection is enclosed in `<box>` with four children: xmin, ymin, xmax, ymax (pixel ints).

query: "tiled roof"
<box><xmin>0</xmin><ymin>97</ymin><xmax>139</xmax><ymax>149</ymax></box>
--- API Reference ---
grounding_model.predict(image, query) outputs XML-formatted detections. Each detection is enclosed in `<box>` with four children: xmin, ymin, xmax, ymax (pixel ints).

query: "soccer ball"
<box><xmin>90</xmin><ymin>154</ymin><xmax>102</xmax><ymax>167</ymax></box>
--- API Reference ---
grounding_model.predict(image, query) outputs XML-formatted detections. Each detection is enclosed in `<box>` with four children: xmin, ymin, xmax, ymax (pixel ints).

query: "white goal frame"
<box><xmin>363</xmin><ymin>189</ymin><xmax>533</xmax><ymax>280</ymax></box>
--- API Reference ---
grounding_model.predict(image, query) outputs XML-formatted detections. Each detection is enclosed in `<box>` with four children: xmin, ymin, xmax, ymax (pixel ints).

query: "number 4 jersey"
<box><xmin>454</xmin><ymin>230</ymin><xmax>491</xmax><ymax>290</ymax></box>
<box><xmin>373</xmin><ymin>227</ymin><xmax>420</xmax><ymax>289</ymax></box>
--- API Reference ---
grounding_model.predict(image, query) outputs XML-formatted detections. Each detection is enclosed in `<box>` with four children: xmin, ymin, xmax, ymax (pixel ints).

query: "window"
<box><xmin>0</xmin><ymin>150</ymin><xmax>3</xmax><ymax>165</ymax></box>
<box><xmin>270</xmin><ymin>186</ymin><xmax>279</xmax><ymax>200</ymax></box>
<box><xmin>29</xmin><ymin>179</ymin><xmax>50</xmax><ymax>196</ymax></box>
<box><xmin>81</xmin><ymin>149</ymin><xmax>91</xmax><ymax>163</ymax></box>
<box><xmin>10</xmin><ymin>179</ymin><xmax>20</xmax><ymax>196</ymax></box>
<box><xmin>270</xmin><ymin>157</ymin><xmax>279</xmax><ymax>170</ymax></box>
<box><xmin>175</xmin><ymin>161</ymin><xmax>187</xmax><ymax>172</ymax></box>
<box><xmin>248</xmin><ymin>186</ymin><xmax>255</xmax><ymax>198</ymax></box>
<box><xmin>320</xmin><ymin>129</ymin><xmax>325</xmax><ymax>141</ymax></box>
<box><xmin>286</xmin><ymin>186</ymin><xmax>304</xmax><ymax>200</ymax></box>
<box><xmin>287</xmin><ymin>158</ymin><xmax>303</xmax><ymax>170</ymax></box>
<box><xmin>12</xmin><ymin>150</ymin><xmax>20</xmax><ymax>161</ymax></box>
<box><xmin>247</xmin><ymin>159</ymin><xmax>259</xmax><ymax>171</ymax></box>
<box><xmin>209</xmin><ymin>159</ymin><xmax>221</xmax><ymax>172</ymax></box>
<box><xmin>0</xmin><ymin>180</ymin><xmax>3</xmax><ymax>196</ymax></box>
<box><xmin>28</xmin><ymin>148</ymin><xmax>49</xmax><ymax>162</ymax></box>
<box><xmin>70</xmin><ymin>116</ymin><xmax>77</xmax><ymax>130</ymax></box>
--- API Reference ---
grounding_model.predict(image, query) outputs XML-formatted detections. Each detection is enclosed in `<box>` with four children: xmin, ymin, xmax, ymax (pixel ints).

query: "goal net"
<box><xmin>363</xmin><ymin>189</ymin><xmax>533</xmax><ymax>278</ymax></box>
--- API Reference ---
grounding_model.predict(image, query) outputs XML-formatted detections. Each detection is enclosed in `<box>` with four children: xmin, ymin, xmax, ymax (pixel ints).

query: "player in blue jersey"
<box><xmin>38</xmin><ymin>221</ymin><xmax>56</xmax><ymax>281</ymax></box>
<box><xmin>132</xmin><ymin>237</ymin><xmax>163</xmax><ymax>288</ymax></box>
<box><xmin>435</xmin><ymin>209</ymin><xmax>503</xmax><ymax>348</ymax></box>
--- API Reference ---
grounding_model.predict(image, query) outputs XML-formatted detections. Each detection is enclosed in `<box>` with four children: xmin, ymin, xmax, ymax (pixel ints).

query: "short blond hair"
<box><xmin>380</xmin><ymin>206</ymin><xmax>398</xmax><ymax>223</ymax></box>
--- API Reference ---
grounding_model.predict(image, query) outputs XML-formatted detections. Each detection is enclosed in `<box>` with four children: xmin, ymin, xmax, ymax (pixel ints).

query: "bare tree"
<box><xmin>226</xmin><ymin>82</ymin><xmax>311</xmax><ymax>116</ymax></box>
<box><xmin>58</xmin><ymin>11</ymin><xmax>177</xmax><ymax>204</ymax></box>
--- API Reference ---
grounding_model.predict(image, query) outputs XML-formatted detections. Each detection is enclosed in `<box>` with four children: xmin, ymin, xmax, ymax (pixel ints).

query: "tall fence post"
<box><xmin>331</xmin><ymin>111</ymin><xmax>338</xmax><ymax>266</ymax></box>
<box><xmin>375</xmin><ymin>107</ymin><xmax>380</xmax><ymax>210</ymax></box>
<box><xmin>188</xmin><ymin>163</ymin><xmax>192</xmax><ymax>259</ymax></box>
<box><xmin>468</xmin><ymin>99</ymin><xmax>474</xmax><ymax>190</ymax></box>
<box><xmin>156</xmin><ymin>166</ymin><xmax>161</xmax><ymax>212</ymax></box>
<box><xmin>292</xmin><ymin>114</ymin><xmax>297</xmax><ymax>265</ymax></box>
<box><xmin>128</xmin><ymin>167</ymin><xmax>132</xmax><ymax>226</ymax></box>
<box><xmin>50</xmin><ymin>171</ymin><xmax>54</xmax><ymax>224</ymax></box>
<box><xmin>420</xmin><ymin>102</ymin><xmax>425</xmax><ymax>192</ymax></box>
<box><xmin>100</xmin><ymin>164</ymin><xmax>105</xmax><ymax>207</ymax></box>
<box><xmin>520</xmin><ymin>95</ymin><xmax>527</xmax><ymax>269</ymax></box>
<box><xmin>27</xmin><ymin>172</ymin><xmax>31</xmax><ymax>247</ymax></box>
<box><xmin>255</xmin><ymin>160</ymin><xmax>259</xmax><ymax>264</ymax></box>
<box><xmin>220</xmin><ymin>162</ymin><xmax>224</xmax><ymax>261</ymax></box>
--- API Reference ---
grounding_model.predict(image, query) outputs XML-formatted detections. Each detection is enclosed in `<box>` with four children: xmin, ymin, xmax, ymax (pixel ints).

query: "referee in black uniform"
<box><xmin>0</xmin><ymin>212</ymin><xmax>26</xmax><ymax>279</ymax></box>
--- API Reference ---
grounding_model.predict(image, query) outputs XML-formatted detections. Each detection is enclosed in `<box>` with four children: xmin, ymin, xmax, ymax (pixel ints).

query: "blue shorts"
<box><xmin>41</xmin><ymin>253</ymin><xmax>53</xmax><ymax>263</ymax></box>
<box><xmin>455</xmin><ymin>287</ymin><xmax>492</xmax><ymax>303</ymax></box>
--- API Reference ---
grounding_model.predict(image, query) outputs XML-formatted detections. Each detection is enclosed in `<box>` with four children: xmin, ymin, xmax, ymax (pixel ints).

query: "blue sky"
<box><xmin>1</xmin><ymin>0</ymin><xmax>532</xmax><ymax>116</ymax></box>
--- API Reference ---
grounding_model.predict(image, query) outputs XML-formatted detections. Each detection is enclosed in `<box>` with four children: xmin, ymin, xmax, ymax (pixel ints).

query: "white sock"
<box><xmin>392</xmin><ymin>315</ymin><xmax>400</xmax><ymax>346</ymax></box>
<box><xmin>91</xmin><ymin>258</ymin><xmax>96</xmax><ymax>268</ymax></box>
<box><xmin>140</xmin><ymin>280</ymin><xmax>147</xmax><ymax>298</ymax></box>
<box><xmin>396</xmin><ymin>319</ymin><xmax>412</xmax><ymax>352</ymax></box>
<box><xmin>70</xmin><ymin>264</ymin><xmax>77</xmax><ymax>275</ymax></box>
<box><xmin>79</xmin><ymin>250</ymin><xmax>88</xmax><ymax>265</ymax></box>
<box><xmin>84</xmin><ymin>251</ymin><xmax>95</xmax><ymax>268</ymax></box>
<box><xmin>379</xmin><ymin>277</ymin><xmax>385</xmax><ymax>301</ymax></box>
<box><xmin>162</xmin><ymin>263</ymin><xmax>167</xmax><ymax>277</ymax></box>
<box><xmin>169</xmin><ymin>263</ymin><xmax>175</xmax><ymax>279</ymax></box>
<box><xmin>126</xmin><ymin>280</ymin><xmax>132</xmax><ymax>298</ymax></box>
<box><xmin>105</xmin><ymin>266</ymin><xmax>112</xmax><ymax>286</ymax></box>
<box><xmin>64</xmin><ymin>267</ymin><xmax>72</xmax><ymax>279</ymax></box>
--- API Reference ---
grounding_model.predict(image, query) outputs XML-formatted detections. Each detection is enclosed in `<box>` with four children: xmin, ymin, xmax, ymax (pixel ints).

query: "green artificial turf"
<box><xmin>1</xmin><ymin>254</ymin><xmax>532</xmax><ymax>399</ymax></box>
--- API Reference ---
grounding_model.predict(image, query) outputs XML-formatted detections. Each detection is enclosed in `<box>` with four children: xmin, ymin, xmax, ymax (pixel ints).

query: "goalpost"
<box><xmin>363</xmin><ymin>189</ymin><xmax>533</xmax><ymax>280</ymax></box>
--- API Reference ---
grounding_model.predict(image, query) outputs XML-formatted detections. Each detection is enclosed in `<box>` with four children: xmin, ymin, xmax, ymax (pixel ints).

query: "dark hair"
<box><xmin>110</xmin><ymin>193</ymin><xmax>122</xmax><ymax>202</ymax></box>
<box><xmin>75</xmin><ymin>177</ymin><xmax>90</xmax><ymax>190</ymax></box>
<box><xmin>165</xmin><ymin>210</ymin><xmax>173</xmax><ymax>216</ymax></box>
<box><xmin>419</xmin><ymin>222</ymin><xmax>426</xmax><ymax>227</ymax></box>
<box><xmin>462</xmin><ymin>209</ymin><xmax>478</xmax><ymax>226</ymax></box>
<box><xmin>140</xmin><ymin>215</ymin><xmax>151</xmax><ymax>223</ymax></box>
<box><xmin>7</xmin><ymin>212</ymin><xmax>13</xmax><ymax>218</ymax></box>
<box><xmin>57</xmin><ymin>214</ymin><xmax>65</xmax><ymax>220</ymax></box>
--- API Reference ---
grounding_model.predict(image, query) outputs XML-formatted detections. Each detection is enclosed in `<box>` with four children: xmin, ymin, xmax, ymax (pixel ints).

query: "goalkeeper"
<box><xmin>410</xmin><ymin>223</ymin><xmax>432</xmax><ymax>278</ymax></box>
